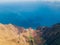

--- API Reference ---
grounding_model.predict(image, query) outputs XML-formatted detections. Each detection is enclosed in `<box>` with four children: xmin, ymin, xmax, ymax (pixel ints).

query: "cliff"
<box><xmin>36</xmin><ymin>23</ymin><xmax>60</xmax><ymax>45</ymax></box>
<box><xmin>0</xmin><ymin>24</ymin><xmax>45</xmax><ymax>45</ymax></box>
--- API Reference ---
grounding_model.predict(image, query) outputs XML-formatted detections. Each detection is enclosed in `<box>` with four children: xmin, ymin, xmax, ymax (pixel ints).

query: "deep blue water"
<box><xmin>0</xmin><ymin>2</ymin><xmax>60</xmax><ymax>28</ymax></box>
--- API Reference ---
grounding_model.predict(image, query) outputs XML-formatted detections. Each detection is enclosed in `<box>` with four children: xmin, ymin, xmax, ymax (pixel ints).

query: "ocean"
<box><xmin>0</xmin><ymin>2</ymin><xmax>60</xmax><ymax>28</ymax></box>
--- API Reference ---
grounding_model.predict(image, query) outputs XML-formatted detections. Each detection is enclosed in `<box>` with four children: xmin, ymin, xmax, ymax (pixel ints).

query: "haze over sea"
<box><xmin>0</xmin><ymin>2</ymin><xmax>60</xmax><ymax>28</ymax></box>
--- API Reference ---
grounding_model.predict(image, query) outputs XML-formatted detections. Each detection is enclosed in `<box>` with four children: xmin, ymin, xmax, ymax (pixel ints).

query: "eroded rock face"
<box><xmin>48</xmin><ymin>23</ymin><xmax>60</xmax><ymax>45</ymax></box>
<box><xmin>0</xmin><ymin>24</ymin><xmax>44</xmax><ymax>45</ymax></box>
<box><xmin>36</xmin><ymin>23</ymin><xmax>60</xmax><ymax>45</ymax></box>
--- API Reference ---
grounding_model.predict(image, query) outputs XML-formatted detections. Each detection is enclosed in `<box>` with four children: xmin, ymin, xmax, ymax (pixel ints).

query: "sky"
<box><xmin>0</xmin><ymin>0</ymin><xmax>60</xmax><ymax>3</ymax></box>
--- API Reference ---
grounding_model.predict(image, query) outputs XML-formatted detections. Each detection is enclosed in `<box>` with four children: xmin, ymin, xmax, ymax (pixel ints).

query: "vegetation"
<box><xmin>0</xmin><ymin>24</ymin><xmax>45</xmax><ymax>45</ymax></box>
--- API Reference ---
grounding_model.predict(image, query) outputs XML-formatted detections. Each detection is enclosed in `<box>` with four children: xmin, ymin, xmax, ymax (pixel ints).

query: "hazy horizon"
<box><xmin>0</xmin><ymin>0</ymin><xmax>60</xmax><ymax>3</ymax></box>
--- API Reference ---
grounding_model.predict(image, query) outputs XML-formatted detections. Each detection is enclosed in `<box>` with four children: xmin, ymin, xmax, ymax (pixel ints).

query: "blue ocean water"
<box><xmin>0</xmin><ymin>2</ymin><xmax>60</xmax><ymax>28</ymax></box>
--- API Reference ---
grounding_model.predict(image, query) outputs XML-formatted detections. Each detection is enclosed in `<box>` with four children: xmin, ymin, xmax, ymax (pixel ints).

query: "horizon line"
<box><xmin>0</xmin><ymin>0</ymin><xmax>60</xmax><ymax>3</ymax></box>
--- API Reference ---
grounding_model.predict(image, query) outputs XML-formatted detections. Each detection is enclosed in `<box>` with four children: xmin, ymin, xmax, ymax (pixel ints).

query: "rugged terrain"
<box><xmin>0</xmin><ymin>23</ymin><xmax>60</xmax><ymax>45</ymax></box>
<box><xmin>0</xmin><ymin>24</ymin><xmax>45</xmax><ymax>45</ymax></box>
<box><xmin>37</xmin><ymin>23</ymin><xmax>60</xmax><ymax>45</ymax></box>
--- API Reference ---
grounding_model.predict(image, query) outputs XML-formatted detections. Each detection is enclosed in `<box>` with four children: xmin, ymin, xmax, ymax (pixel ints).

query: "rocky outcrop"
<box><xmin>36</xmin><ymin>23</ymin><xmax>60</xmax><ymax>45</ymax></box>
<box><xmin>0</xmin><ymin>23</ymin><xmax>45</xmax><ymax>45</ymax></box>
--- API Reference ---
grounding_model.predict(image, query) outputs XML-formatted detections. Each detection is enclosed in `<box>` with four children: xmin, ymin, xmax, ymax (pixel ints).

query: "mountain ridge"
<box><xmin>0</xmin><ymin>23</ymin><xmax>45</xmax><ymax>45</ymax></box>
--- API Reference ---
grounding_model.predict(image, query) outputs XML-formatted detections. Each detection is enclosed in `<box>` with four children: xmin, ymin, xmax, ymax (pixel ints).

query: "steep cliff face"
<box><xmin>0</xmin><ymin>24</ymin><xmax>44</xmax><ymax>45</ymax></box>
<box><xmin>36</xmin><ymin>23</ymin><xmax>60</xmax><ymax>45</ymax></box>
